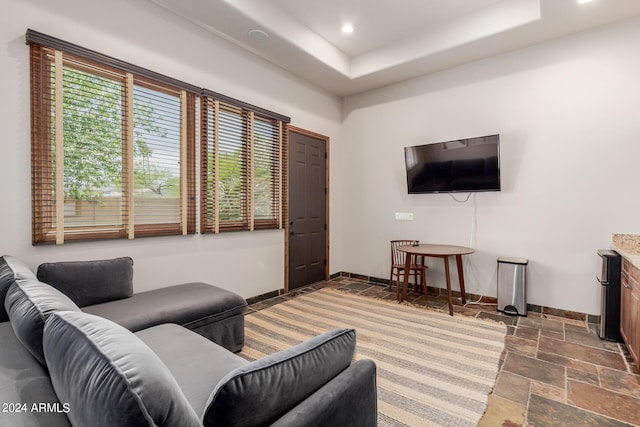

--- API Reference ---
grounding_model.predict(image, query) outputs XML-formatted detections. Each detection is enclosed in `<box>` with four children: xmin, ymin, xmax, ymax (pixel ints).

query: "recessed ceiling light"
<box><xmin>577</xmin><ymin>0</ymin><xmax>593</xmax><ymax>3</ymax></box>
<box><xmin>248</xmin><ymin>29</ymin><xmax>269</xmax><ymax>42</ymax></box>
<box><xmin>341</xmin><ymin>24</ymin><xmax>354</xmax><ymax>34</ymax></box>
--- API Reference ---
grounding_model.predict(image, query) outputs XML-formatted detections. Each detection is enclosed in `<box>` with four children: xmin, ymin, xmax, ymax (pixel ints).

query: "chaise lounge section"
<box><xmin>35</xmin><ymin>257</ymin><xmax>247</xmax><ymax>352</ymax></box>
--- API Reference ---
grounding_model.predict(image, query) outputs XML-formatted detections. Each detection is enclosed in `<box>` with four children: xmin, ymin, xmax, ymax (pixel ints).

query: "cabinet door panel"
<box><xmin>620</xmin><ymin>258</ymin><xmax>640</xmax><ymax>370</ymax></box>
<box><xmin>621</xmin><ymin>277</ymin><xmax>631</xmax><ymax>344</ymax></box>
<box><xmin>630</xmin><ymin>287</ymin><xmax>639</xmax><ymax>367</ymax></box>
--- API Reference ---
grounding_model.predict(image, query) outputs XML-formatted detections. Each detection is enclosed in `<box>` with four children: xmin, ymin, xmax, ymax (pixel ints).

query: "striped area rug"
<box><xmin>240</xmin><ymin>288</ymin><xmax>507</xmax><ymax>427</ymax></box>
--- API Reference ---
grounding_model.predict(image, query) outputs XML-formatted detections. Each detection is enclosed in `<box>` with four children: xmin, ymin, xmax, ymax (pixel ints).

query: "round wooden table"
<box><xmin>396</xmin><ymin>244</ymin><xmax>475</xmax><ymax>316</ymax></box>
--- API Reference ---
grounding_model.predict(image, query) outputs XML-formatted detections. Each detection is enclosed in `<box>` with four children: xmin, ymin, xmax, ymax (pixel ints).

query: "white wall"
<box><xmin>339</xmin><ymin>17</ymin><xmax>640</xmax><ymax>315</ymax></box>
<box><xmin>0</xmin><ymin>0</ymin><xmax>342</xmax><ymax>298</ymax></box>
<box><xmin>3</xmin><ymin>0</ymin><xmax>639</xmax><ymax>315</ymax></box>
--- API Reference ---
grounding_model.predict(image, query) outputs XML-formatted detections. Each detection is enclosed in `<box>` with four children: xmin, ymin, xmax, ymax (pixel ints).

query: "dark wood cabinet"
<box><xmin>620</xmin><ymin>257</ymin><xmax>640</xmax><ymax>369</ymax></box>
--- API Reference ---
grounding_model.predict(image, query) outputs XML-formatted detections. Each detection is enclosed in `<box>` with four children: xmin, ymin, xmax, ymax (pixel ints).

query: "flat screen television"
<box><xmin>405</xmin><ymin>134</ymin><xmax>500</xmax><ymax>194</ymax></box>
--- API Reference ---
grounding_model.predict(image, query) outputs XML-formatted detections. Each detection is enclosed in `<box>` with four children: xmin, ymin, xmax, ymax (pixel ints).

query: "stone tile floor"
<box><xmin>246</xmin><ymin>276</ymin><xmax>640</xmax><ymax>427</ymax></box>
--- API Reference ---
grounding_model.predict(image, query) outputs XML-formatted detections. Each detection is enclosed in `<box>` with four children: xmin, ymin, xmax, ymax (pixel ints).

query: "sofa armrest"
<box><xmin>271</xmin><ymin>359</ymin><xmax>377</xmax><ymax>427</ymax></box>
<box><xmin>203</xmin><ymin>328</ymin><xmax>357</xmax><ymax>426</ymax></box>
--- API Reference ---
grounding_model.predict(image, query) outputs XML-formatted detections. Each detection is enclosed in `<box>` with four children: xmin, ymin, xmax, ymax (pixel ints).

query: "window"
<box><xmin>28</xmin><ymin>31</ymin><xmax>197</xmax><ymax>244</ymax></box>
<box><xmin>28</xmin><ymin>30</ymin><xmax>290</xmax><ymax>244</ymax></box>
<box><xmin>200</xmin><ymin>93</ymin><xmax>287</xmax><ymax>233</ymax></box>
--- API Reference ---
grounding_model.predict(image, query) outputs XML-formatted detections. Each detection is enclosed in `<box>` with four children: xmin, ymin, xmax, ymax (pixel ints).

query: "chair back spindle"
<box><xmin>389</xmin><ymin>240</ymin><xmax>427</xmax><ymax>298</ymax></box>
<box><xmin>391</xmin><ymin>240</ymin><xmax>418</xmax><ymax>265</ymax></box>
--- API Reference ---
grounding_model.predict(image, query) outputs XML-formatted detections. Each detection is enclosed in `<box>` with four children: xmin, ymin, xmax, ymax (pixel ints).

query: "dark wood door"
<box><xmin>288</xmin><ymin>129</ymin><xmax>327</xmax><ymax>290</ymax></box>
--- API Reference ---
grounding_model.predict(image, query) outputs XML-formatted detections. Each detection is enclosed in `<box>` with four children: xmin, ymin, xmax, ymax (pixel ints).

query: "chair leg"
<box><xmin>389</xmin><ymin>268</ymin><xmax>394</xmax><ymax>292</ymax></box>
<box><xmin>411</xmin><ymin>270</ymin><xmax>418</xmax><ymax>292</ymax></box>
<box><xmin>391</xmin><ymin>268</ymin><xmax>401</xmax><ymax>293</ymax></box>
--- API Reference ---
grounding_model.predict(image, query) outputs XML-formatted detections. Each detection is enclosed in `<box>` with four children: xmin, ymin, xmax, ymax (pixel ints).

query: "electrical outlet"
<box><xmin>394</xmin><ymin>212</ymin><xmax>414</xmax><ymax>221</ymax></box>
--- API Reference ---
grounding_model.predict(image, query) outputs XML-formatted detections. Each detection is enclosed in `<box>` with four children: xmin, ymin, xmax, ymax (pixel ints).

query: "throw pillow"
<box><xmin>0</xmin><ymin>255</ymin><xmax>37</xmax><ymax>322</ymax></box>
<box><xmin>4</xmin><ymin>279</ymin><xmax>80</xmax><ymax>365</ymax></box>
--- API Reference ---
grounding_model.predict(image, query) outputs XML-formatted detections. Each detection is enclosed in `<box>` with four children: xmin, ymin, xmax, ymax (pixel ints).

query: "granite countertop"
<box><xmin>612</xmin><ymin>233</ymin><xmax>640</xmax><ymax>269</ymax></box>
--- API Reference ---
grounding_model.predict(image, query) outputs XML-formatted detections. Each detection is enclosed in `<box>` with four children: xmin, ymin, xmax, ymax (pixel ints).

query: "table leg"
<box><xmin>456</xmin><ymin>254</ymin><xmax>467</xmax><ymax>305</ymax></box>
<box><xmin>444</xmin><ymin>256</ymin><xmax>453</xmax><ymax>316</ymax></box>
<box><xmin>402</xmin><ymin>253</ymin><xmax>411</xmax><ymax>302</ymax></box>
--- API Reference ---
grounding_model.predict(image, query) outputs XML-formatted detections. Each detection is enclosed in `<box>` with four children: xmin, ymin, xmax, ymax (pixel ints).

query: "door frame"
<box><xmin>284</xmin><ymin>125</ymin><xmax>330</xmax><ymax>293</ymax></box>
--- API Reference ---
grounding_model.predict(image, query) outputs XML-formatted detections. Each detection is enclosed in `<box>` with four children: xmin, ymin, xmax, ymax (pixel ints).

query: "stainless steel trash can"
<box><xmin>497</xmin><ymin>257</ymin><xmax>528</xmax><ymax>316</ymax></box>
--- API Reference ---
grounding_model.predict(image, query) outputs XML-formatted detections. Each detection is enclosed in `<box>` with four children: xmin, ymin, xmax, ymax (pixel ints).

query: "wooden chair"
<box><xmin>389</xmin><ymin>240</ymin><xmax>427</xmax><ymax>299</ymax></box>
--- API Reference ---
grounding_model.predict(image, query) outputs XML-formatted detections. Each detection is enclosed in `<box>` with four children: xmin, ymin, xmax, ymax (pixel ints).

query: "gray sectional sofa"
<box><xmin>0</xmin><ymin>255</ymin><xmax>378</xmax><ymax>427</ymax></box>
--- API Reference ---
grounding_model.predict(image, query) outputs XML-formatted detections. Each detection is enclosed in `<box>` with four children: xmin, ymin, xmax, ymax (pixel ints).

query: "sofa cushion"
<box><xmin>0</xmin><ymin>321</ymin><xmax>71</xmax><ymax>427</ymax></box>
<box><xmin>4</xmin><ymin>280</ymin><xmax>80</xmax><ymax>365</ymax></box>
<box><xmin>37</xmin><ymin>257</ymin><xmax>133</xmax><ymax>307</ymax></box>
<box><xmin>0</xmin><ymin>256</ymin><xmax>37</xmax><ymax>322</ymax></box>
<box><xmin>203</xmin><ymin>328</ymin><xmax>356</xmax><ymax>427</ymax></box>
<box><xmin>135</xmin><ymin>323</ymin><xmax>248</xmax><ymax>417</ymax></box>
<box><xmin>43</xmin><ymin>311</ymin><xmax>201</xmax><ymax>427</ymax></box>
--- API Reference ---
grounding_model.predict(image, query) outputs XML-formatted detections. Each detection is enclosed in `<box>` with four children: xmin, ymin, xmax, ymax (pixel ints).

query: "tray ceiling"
<box><xmin>147</xmin><ymin>0</ymin><xmax>640</xmax><ymax>96</ymax></box>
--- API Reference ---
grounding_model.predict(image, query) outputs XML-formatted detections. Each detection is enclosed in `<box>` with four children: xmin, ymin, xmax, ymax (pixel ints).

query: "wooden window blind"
<box><xmin>29</xmin><ymin>36</ymin><xmax>196</xmax><ymax>244</ymax></box>
<box><xmin>200</xmin><ymin>95</ymin><xmax>287</xmax><ymax>233</ymax></box>
<box><xmin>253</xmin><ymin>116</ymin><xmax>282</xmax><ymax>230</ymax></box>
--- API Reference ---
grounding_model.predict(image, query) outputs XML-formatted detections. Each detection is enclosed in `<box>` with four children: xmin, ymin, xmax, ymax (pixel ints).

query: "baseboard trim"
<box><xmin>246</xmin><ymin>289</ymin><xmax>283</xmax><ymax>305</ymax></box>
<box><xmin>334</xmin><ymin>271</ymin><xmax>598</xmax><ymax>324</ymax></box>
